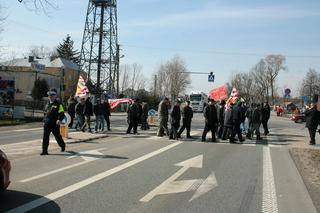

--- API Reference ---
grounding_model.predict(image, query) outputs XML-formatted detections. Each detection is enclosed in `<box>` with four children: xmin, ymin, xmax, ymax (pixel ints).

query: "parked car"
<box><xmin>0</xmin><ymin>149</ymin><xmax>11</xmax><ymax>191</ymax></box>
<box><xmin>291</xmin><ymin>113</ymin><xmax>306</xmax><ymax>123</ymax></box>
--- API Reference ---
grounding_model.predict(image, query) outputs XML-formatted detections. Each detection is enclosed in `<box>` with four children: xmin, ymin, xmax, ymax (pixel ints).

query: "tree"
<box><xmin>156</xmin><ymin>56</ymin><xmax>191</xmax><ymax>100</ymax></box>
<box><xmin>28</xmin><ymin>45</ymin><xmax>57</xmax><ymax>60</ymax></box>
<box><xmin>31</xmin><ymin>78</ymin><xmax>49</xmax><ymax>101</ymax></box>
<box><xmin>18</xmin><ymin>0</ymin><xmax>57</xmax><ymax>14</ymax></box>
<box><xmin>56</xmin><ymin>34</ymin><xmax>80</xmax><ymax>64</ymax></box>
<box><xmin>265</xmin><ymin>54</ymin><xmax>286</xmax><ymax>104</ymax></box>
<box><xmin>251</xmin><ymin>59</ymin><xmax>270</xmax><ymax>102</ymax></box>
<box><xmin>300</xmin><ymin>68</ymin><xmax>320</xmax><ymax>101</ymax></box>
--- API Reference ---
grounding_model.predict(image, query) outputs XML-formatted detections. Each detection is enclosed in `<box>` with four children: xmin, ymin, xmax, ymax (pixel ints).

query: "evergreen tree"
<box><xmin>56</xmin><ymin>34</ymin><xmax>80</xmax><ymax>64</ymax></box>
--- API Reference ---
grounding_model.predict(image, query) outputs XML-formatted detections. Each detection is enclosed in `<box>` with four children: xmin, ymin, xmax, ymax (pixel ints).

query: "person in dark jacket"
<box><xmin>178</xmin><ymin>100</ymin><xmax>193</xmax><ymax>138</ymax></box>
<box><xmin>245</xmin><ymin>103</ymin><xmax>254</xmax><ymax>139</ymax></box>
<box><xmin>141</xmin><ymin>102</ymin><xmax>150</xmax><ymax>130</ymax></box>
<box><xmin>75</xmin><ymin>97</ymin><xmax>86</xmax><ymax>131</ymax></box>
<box><xmin>223</xmin><ymin>103</ymin><xmax>234</xmax><ymax>143</ymax></box>
<box><xmin>83</xmin><ymin>97</ymin><xmax>93</xmax><ymax>132</ymax></box>
<box><xmin>217</xmin><ymin>100</ymin><xmax>226</xmax><ymax>139</ymax></box>
<box><xmin>231</xmin><ymin>102</ymin><xmax>245</xmax><ymax>142</ymax></box>
<box><xmin>251</xmin><ymin>103</ymin><xmax>263</xmax><ymax>140</ymax></box>
<box><xmin>94</xmin><ymin>99</ymin><xmax>105</xmax><ymax>132</ymax></box>
<box><xmin>202</xmin><ymin>98</ymin><xmax>218</xmax><ymax>142</ymax></box>
<box><xmin>126</xmin><ymin>99</ymin><xmax>139</xmax><ymax>134</ymax></box>
<box><xmin>137</xmin><ymin>99</ymin><xmax>143</xmax><ymax>125</ymax></box>
<box><xmin>157</xmin><ymin>98</ymin><xmax>170</xmax><ymax>137</ymax></box>
<box><xmin>41</xmin><ymin>88</ymin><xmax>66</xmax><ymax>155</ymax></box>
<box><xmin>305</xmin><ymin>96</ymin><xmax>320</xmax><ymax>145</ymax></box>
<box><xmin>261</xmin><ymin>102</ymin><xmax>271</xmax><ymax>136</ymax></box>
<box><xmin>67</xmin><ymin>95</ymin><xmax>76</xmax><ymax>128</ymax></box>
<box><xmin>103</xmin><ymin>98</ymin><xmax>111</xmax><ymax>131</ymax></box>
<box><xmin>169</xmin><ymin>99</ymin><xmax>182</xmax><ymax>140</ymax></box>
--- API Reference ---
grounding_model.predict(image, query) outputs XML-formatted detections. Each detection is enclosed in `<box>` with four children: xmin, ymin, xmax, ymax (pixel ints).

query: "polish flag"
<box><xmin>75</xmin><ymin>75</ymin><xmax>89</xmax><ymax>98</ymax></box>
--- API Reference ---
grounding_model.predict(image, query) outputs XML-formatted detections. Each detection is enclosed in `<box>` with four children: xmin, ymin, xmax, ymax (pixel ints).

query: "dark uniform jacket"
<box><xmin>75</xmin><ymin>103</ymin><xmax>85</xmax><ymax>116</ymax></box>
<box><xmin>218</xmin><ymin>105</ymin><xmax>225</xmax><ymax>125</ymax></box>
<box><xmin>171</xmin><ymin>105</ymin><xmax>181</xmax><ymax>126</ymax></box>
<box><xmin>182</xmin><ymin>105</ymin><xmax>193</xmax><ymax>123</ymax></box>
<box><xmin>85</xmin><ymin>99</ymin><xmax>93</xmax><ymax>116</ymax></box>
<box><xmin>232</xmin><ymin>104</ymin><xmax>242</xmax><ymax>125</ymax></box>
<box><xmin>305</xmin><ymin>107</ymin><xmax>320</xmax><ymax>129</ymax></box>
<box><xmin>128</xmin><ymin>103</ymin><xmax>139</xmax><ymax>122</ymax></box>
<box><xmin>252</xmin><ymin>108</ymin><xmax>262</xmax><ymax>124</ymax></box>
<box><xmin>204</xmin><ymin>104</ymin><xmax>218</xmax><ymax>126</ymax></box>
<box><xmin>44</xmin><ymin>100</ymin><xmax>65</xmax><ymax>126</ymax></box>
<box><xmin>103</xmin><ymin>102</ymin><xmax>111</xmax><ymax>116</ymax></box>
<box><xmin>245</xmin><ymin>107</ymin><xmax>253</xmax><ymax>123</ymax></box>
<box><xmin>94</xmin><ymin>103</ymin><xmax>104</xmax><ymax>116</ymax></box>
<box><xmin>224</xmin><ymin>107</ymin><xmax>233</xmax><ymax>128</ymax></box>
<box><xmin>261</xmin><ymin>105</ymin><xmax>271</xmax><ymax>122</ymax></box>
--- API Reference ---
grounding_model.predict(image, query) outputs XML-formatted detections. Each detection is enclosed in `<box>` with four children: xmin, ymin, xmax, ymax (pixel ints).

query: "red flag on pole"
<box><xmin>109</xmin><ymin>98</ymin><xmax>132</xmax><ymax>109</ymax></box>
<box><xmin>209</xmin><ymin>85</ymin><xmax>228</xmax><ymax>101</ymax></box>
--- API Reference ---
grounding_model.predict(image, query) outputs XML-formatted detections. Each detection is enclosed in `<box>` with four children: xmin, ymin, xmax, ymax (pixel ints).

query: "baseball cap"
<box><xmin>47</xmin><ymin>88</ymin><xmax>57</xmax><ymax>96</ymax></box>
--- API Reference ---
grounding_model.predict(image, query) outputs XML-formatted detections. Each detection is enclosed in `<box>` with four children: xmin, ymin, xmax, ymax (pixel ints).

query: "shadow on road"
<box><xmin>0</xmin><ymin>190</ymin><xmax>61</xmax><ymax>212</ymax></box>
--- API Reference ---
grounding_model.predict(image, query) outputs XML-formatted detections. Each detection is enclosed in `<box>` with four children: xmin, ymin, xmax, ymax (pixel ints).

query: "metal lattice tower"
<box><xmin>80</xmin><ymin>0</ymin><xmax>119</xmax><ymax>97</ymax></box>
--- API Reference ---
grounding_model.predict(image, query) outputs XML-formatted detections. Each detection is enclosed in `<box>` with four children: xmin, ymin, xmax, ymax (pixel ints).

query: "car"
<box><xmin>291</xmin><ymin>113</ymin><xmax>306</xmax><ymax>123</ymax></box>
<box><xmin>0</xmin><ymin>149</ymin><xmax>11</xmax><ymax>191</ymax></box>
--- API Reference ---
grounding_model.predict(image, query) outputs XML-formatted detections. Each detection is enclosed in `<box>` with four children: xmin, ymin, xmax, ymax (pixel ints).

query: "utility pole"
<box><xmin>154</xmin><ymin>74</ymin><xmax>157</xmax><ymax>97</ymax></box>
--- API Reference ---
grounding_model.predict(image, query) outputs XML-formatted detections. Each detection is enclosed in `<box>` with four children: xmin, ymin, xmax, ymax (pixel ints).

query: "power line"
<box><xmin>122</xmin><ymin>44</ymin><xmax>320</xmax><ymax>59</ymax></box>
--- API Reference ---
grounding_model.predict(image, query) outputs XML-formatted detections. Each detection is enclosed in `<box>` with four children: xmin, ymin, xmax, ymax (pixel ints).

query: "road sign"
<box><xmin>31</xmin><ymin>63</ymin><xmax>46</xmax><ymax>72</ymax></box>
<box><xmin>140</xmin><ymin>155</ymin><xmax>218</xmax><ymax>202</ymax></box>
<box><xmin>208</xmin><ymin>72</ymin><xmax>215</xmax><ymax>82</ymax></box>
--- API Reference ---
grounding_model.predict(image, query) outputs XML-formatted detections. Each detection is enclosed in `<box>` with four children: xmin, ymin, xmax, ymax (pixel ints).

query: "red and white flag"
<box><xmin>75</xmin><ymin>75</ymin><xmax>89</xmax><ymax>98</ymax></box>
<box><xmin>109</xmin><ymin>98</ymin><xmax>132</xmax><ymax>109</ymax></box>
<box><xmin>225</xmin><ymin>87</ymin><xmax>239</xmax><ymax>111</ymax></box>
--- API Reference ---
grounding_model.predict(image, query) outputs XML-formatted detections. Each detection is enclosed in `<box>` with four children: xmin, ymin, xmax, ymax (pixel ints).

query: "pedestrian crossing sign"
<box><xmin>208</xmin><ymin>73</ymin><xmax>215</xmax><ymax>82</ymax></box>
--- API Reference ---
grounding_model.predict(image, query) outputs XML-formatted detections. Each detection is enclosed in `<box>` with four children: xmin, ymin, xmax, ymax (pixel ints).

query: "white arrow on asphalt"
<box><xmin>67</xmin><ymin>148</ymin><xmax>105</xmax><ymax>162</ymax></box>
<box><xmin>140</xmin><ymin>155</ymin><xmax>218</xmax><ymax>202</ymax></box>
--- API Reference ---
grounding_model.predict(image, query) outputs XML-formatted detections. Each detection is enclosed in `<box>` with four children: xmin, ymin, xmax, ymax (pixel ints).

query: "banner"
<box><xmin>109</xmin><ymin>98</ymin><xmax>132</xmax><ymax>109</ymax></box>
<box><xmin>75</xmin><ymin>75</ymin><xmax>89</xmax><ymax>98</ymax></box>
<box><xmin>209</xmin><ymin>85</ymin><xmax>228</xmax><ymax>101</ymax></box>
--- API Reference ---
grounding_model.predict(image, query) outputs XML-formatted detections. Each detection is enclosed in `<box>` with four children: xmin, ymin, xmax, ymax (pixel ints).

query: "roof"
<box><xmin>0</xmin><ymin>58</ymin><xmax>49</xmax><ymax>67</ymax></box>
<box><xmin>0</xmin><ymin>57</ymin><xmax>79</xmax><ymax>71</ymax></box>
<box><xmin>46</xmin><ymin>58</ymin><xmax>80</xmax><ymax>70</ymax></box>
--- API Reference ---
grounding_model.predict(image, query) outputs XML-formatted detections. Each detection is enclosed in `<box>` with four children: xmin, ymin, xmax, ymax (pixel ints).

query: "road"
<box><xmin>0</xmin><ymin>113</ymin><xmax>317</xmax><ymax>213</ymax></box>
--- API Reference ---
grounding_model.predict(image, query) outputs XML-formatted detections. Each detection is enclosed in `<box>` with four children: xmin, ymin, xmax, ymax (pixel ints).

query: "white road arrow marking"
<box><xmin>67</xmin><ymin>148</ymin><xmax>105</xmax><ymax>162</ymax></box>
<box><xmin>140</xmin><ymin>155</ymin><xmax>218</xmax><ymax>202</ymax></box>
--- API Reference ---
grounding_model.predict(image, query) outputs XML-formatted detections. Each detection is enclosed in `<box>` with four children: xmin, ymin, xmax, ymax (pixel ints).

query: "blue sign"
<box><xmin>208</xmin><ymin>73</ymin><xmax>215</xmax><ymax>82</ymax></box>
<box><xmin>148</xmin><ymin>109</ymin><xmax>156</xmax><ymax>116</ymax></box>
<box><xmin>35</xmin><ymin>63</ymin><xmax>45</xmax><ymax>72</ymax></box>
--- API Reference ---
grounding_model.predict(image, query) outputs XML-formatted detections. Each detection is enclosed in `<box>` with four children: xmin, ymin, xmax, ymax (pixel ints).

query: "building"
<box><xmin>0</xmin><ymin>57</ymin><xmax>86</xmax><ymax>104</ymax></box>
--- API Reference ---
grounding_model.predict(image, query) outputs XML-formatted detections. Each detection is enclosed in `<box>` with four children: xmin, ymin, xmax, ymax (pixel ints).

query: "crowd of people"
<box><xmin>155</xmin><ymin>97</ymin><xmax>271</xmax><ymax>144</ymax></box>
<box><xmin>66</xmin><ymin>95</ymin><xmax>111</xmax><ymax>133</ymax></box>
<box><xmin>40</xmin><ymin>87</ymin><xmax>320</xmax><ymax>156</ymax></box>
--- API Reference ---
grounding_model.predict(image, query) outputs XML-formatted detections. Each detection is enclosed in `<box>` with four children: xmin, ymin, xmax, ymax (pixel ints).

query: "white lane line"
<box><xmin>262</xmin><ymin>146</ymin><xmax>278</xmax><ymax>213</ymax></box>
<box><xmin>20</xmin><ymin>161</ymin><xmax>88</xmax><ymax>183</ymax></box>
<box><xmin>6</xmin><ymin>142</ymin><xmax>183</xmax><ymax>213</ymax></box>
<box><xmin>14</xmin><ymin>127</ymin><xmax>43</xmax><ymax>132</ymax></box>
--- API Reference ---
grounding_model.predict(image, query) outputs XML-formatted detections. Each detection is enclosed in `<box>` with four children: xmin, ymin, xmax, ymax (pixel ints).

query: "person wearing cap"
<box><xmin>169</xmin><ymin>99</ymin><xmax>182</xmax><ymax>140</ymax></box>
<box><xmin>202</xmin><ymin>98</ymin><xmax>218</xmax><ymax>142</ymax></box>
<box><xmin>177</xmin><ymin>100</ymin><xmax>193</xmax><ymax>138</ymax></box>
<box><xmin>157</xmin><ymin>97</ymin><xmax>170</xmax><ymax>137</ymax></box>
<box><xmin>41</xmin><ymin>88</ymin><xmax>66</xmax><ymax>155</ymax></box>
<box><xmin>305</xmin><ymin>94</ymin><xmax>320</xmax><ymax>145</ymax></box>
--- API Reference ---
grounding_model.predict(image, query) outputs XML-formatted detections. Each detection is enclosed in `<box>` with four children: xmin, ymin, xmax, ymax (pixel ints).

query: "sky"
<box><xmin>1</xmin><ymin>0</ymin><xmax>320</xmax><ymax>97</ymax></box>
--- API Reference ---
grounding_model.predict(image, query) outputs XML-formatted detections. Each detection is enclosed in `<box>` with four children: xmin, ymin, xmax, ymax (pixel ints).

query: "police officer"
<box><xmin>202</xmin><ymin>98</ymin><xmax>218</xmax><ymax>142</ymax></box>
<box><xmin>41</xmin><ymin>88</ymin><xmax>66</xmax><ymax>155</ymax></box>
<box><xmin>178</xmin><ymin>100</ymin><xmax>193</xmax><ymax>138</ymax></box>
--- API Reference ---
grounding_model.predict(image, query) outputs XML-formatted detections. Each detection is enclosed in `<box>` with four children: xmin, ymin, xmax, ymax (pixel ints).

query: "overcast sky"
<box><xmin>1</xmin><ymin>0</ymin><xmax>320</xmax><ymax>97</ymax></box>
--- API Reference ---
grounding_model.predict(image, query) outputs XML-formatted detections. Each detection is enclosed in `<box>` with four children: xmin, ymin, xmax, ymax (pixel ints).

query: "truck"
<box><xmin>189</xmin><ymin>92</ymin><xmax>208</xmax><ymax>112</ymax></box>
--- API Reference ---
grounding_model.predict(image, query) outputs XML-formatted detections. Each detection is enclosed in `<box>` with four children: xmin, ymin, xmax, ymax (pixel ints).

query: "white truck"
<box><xmin>189</xmin><ymin>92</ymin><xmax>208</xmax><ymax>112</ymax></box>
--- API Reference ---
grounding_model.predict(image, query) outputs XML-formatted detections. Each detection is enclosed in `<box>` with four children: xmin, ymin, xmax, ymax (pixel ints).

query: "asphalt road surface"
<box><xmin>0</xmin><ymin>113</ymin><xmax>317</xmax><ymax>213</ymax></box>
